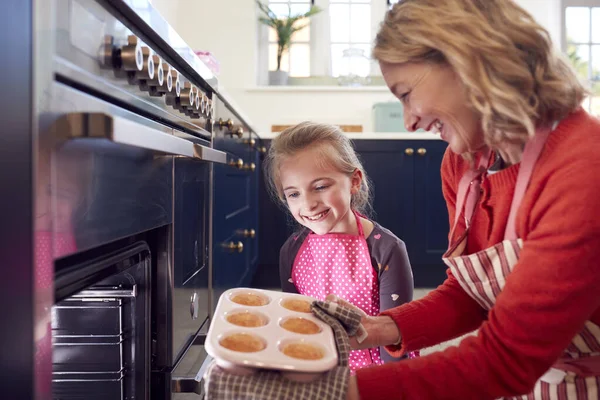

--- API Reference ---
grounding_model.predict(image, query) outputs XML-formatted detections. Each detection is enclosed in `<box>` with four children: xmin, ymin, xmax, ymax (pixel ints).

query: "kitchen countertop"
<box><xmin>258</xmin><ymin>132</ymin><xmax>441</xmax><ymax>140</ymax></box>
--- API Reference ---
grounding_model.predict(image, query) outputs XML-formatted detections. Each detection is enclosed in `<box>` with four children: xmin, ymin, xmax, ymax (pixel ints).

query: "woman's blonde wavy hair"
<box><xmin>373</xmin><ymin>0</ymin><xmax>588</xmax><ymax>146</ymax></box>
<box><xmin>264</xmin><ymin>122</ymin><xmax>372</xmax><ymax>216</ymax></box>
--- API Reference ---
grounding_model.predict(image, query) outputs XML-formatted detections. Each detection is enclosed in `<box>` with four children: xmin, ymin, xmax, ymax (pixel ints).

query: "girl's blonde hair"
<box><xmin>373</xmin><ymin>0</ymin><xmax>588</xmax><ymax>147</ymax></box>
<box><xmin>264</xmin><ymin>122</ymin><xmax>372</xmax><ymax>215</ymax></box>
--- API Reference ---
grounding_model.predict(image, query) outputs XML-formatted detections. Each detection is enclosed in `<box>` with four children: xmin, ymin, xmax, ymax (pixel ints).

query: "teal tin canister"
<box><xmin>372</xmin><ymin>102</ymin><xmax>407</xmax><ymax>132</ymax></box>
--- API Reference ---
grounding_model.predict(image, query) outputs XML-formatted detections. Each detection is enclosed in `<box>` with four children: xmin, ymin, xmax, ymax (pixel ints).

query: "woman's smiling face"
<box><xmin>380</xmin><ymin>61</ymin><xmax>484</xmax><ymax>154</ymax></box>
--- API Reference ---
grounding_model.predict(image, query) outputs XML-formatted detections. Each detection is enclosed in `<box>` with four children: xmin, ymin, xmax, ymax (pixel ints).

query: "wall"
<box><xmin>151</xmin><ymin>0</ymin><xmax>562</xmax><ymax>134</ymax></box>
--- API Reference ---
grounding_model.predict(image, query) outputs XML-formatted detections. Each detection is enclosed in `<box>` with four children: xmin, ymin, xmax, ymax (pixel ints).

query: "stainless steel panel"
<box><xmin>38</xmin><ymin>81</ymin><xmax>174</xmax><ymax>259</ymax></box>
<box><xmin>112</xmin><ymin>0</ymin><xmax>218</xmax><ymax>91</ymax></box>
<box><xmin>172</xmin><ymin>320</ymin><xmax>210</xmax><ymax>400</ymax></box>
<box><xmin>53</xmin><ymin>0</ymin><xmax>213</xmax><ymax>136</ymax></box>
<box><xmin>156</xmin><ymin>152</ymin><xmax>212</xmax><ymax>367</ymax></box>
<box><xmin>55</xmin><ymin>112</ymin><xmax>226</xmax><ymax>163</ymax></box>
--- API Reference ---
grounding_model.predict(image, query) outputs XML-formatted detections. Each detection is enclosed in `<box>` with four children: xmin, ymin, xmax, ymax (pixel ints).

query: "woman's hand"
<box><xmin>346</xmin><ymin>376</ymin><xmax>361</xmax><ymax>400</ymax></box>
<box><xmin>326</xmin><ymin>294</ymin><xmax>401</xmax><ymax>350</ymax></box>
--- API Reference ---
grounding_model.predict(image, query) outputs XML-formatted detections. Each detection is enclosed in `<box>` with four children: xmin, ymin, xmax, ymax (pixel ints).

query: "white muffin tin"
<box><xmin>205</xmin><ymin>288</ymin><xmax>338</xmax><ymax>374</ymax></box>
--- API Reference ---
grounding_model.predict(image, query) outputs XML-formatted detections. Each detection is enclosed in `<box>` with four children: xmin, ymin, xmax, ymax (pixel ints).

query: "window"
<box><xmin>562</xmin><ymin>0</ymin><xmax>600</xmax><ymax>116</ymax></box>
<box><xmin>329</xmin><ymin>0</ymin><xmax>372</xmax><ymax>78</ymax></box>
<box><xmin>267</xmin><ymin>1</ymin><xmax>313</xmax><ymax>77</ymax></box>
<box><xmin>257</xmin><ymin>0</ymin><xmax>388</xmax><ymax>85</ymax></box>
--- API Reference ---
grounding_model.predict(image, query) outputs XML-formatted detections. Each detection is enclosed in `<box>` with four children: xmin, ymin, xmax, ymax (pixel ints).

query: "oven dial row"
<box><xmin>104</xmin><ymin>35</ymin><xmax>213</xmax><ymax>120</ymax></box>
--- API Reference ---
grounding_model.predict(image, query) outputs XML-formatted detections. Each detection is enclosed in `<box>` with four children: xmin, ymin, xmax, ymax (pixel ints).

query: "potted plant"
<box><xmin>256</xmin><ymin>1</ymin><xmax>321</xmax><ymax>85</ymax></box>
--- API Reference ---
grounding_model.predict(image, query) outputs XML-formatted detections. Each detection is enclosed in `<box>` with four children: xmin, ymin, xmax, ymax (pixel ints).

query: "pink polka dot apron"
<box><xmin>444</xmin><ymin>126</ymin><xmax>600</xmax><ymax>399</ymax></box>
<box><xmin>35</xmin><ymin>230</ymin><xmax>77</xmax><ymax>396</ymax></box>
<box><xmin>291</xmin><ymin>210</ymin><xmax>381</xmax><ymax>371</ymax></box>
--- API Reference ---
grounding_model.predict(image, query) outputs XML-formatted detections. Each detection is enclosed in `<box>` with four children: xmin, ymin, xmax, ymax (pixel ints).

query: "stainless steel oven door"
<box><xmin>38</xmin><ymin>81</ymin><xmax>226</xmax><ymax>260</ymax></box>
<box><xmin>37</xmin><ymin>82</ymin><xmax>226</xmax><ymax>389</ymax></box>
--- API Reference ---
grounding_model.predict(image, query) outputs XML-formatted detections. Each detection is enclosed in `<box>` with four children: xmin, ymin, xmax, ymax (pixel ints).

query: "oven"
<box><xmin>0</xmin><ymin>0</ymin><xmax>261</xmax><ymax>398</ymax></box>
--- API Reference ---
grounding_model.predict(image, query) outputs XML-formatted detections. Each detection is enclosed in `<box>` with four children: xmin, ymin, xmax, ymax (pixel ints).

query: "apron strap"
<box><xmin>449</xmin><ymin>149</ymin><xmax>492</xmax><ymax>241</ymax></box>
<box><xmin>504</xmin><ymin>126</ymin><xmax>552</xmax><ymax>240</ymax></box>
<box><xmin>353</xmin><ymin>210</ymin><xmax>365</xmax><ymax>237</ymax></box>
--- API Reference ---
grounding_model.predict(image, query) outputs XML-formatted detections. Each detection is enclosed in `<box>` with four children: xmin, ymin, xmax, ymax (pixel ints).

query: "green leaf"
<box><xmin>256</xmin><ymin>1</ymin><xmax>322</xmax><ymax>70</ymax></box>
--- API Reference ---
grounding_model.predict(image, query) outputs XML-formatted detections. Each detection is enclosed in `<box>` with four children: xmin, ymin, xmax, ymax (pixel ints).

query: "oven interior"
<box><xmin>52</xmin><ymin>242</ymin><xmax>151</xmax><ymax>400</ymax></box>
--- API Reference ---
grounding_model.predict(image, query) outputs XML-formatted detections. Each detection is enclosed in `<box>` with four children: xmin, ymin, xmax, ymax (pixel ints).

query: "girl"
<box><xmin>264</xmin><ymin>121</ymin><xmax>415</xmax><ymax>371</ymax></box>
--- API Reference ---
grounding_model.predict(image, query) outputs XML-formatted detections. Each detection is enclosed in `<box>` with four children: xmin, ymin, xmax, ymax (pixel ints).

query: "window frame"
<box><xmin>257</xmin><ymin>0</ymin><xmax>387</xmax><ymax>85</ymax></box>
<box><xmin>561</xmin><ymin>0</ymin><xmax>600</xmax><ymax>114</ymax></box>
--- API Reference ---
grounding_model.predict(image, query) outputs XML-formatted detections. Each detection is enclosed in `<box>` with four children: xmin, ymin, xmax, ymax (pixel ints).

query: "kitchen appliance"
<box><xmin>1</xmin><ymin>0</ymin><xmax>259</xmax><ymax>399</ymax></box>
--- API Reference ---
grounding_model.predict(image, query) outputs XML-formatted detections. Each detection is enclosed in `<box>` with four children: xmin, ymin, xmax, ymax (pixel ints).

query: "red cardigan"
<box><xmin>355</xmin><ymin>109</ymin><xmax>600</xmax><ymax>399</ymax></box>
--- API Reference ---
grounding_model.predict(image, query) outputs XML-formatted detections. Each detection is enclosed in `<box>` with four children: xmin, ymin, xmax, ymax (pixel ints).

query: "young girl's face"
<box><xmin>279</xmin><ymin>145</ymin><xmax>362</xmax><ymax>235</ymax></box>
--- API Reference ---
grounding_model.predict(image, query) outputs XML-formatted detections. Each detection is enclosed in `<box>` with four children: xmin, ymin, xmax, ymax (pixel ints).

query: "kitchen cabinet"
<box><xmin>212</xmin><ymin>132</ymin><xmax>261</xmax><ymax>302</ymax></box>
<box><xmin>354</xmin><ymin>140</ymin><xmax>449</xmax><ymax>287</ymax></box>
<box><xmin>254</xmin><ymin>139</ymin><xmax>450</xmax><ymax>289</ymax></box>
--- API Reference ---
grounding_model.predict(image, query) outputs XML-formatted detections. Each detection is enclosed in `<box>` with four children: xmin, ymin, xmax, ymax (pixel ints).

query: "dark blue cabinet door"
<box><xmin>412</xmin><ymin>141</ymin><xmax>450</xmax><ymax>287</ymax></box>
<box><xmin>212</xmin><ymin>139</ymin><xmax>254</xmax><ymax>302</ymax></box>
<box><xmin>354</xmin><ymin>140</ymin><xmax>449</xmax><ymax>288</ymax></box>
<box><xmin>247</xmin><ymin>147</ymin><xmax>260</xmax><ymax>273</ymax></box>
<box><xmin>253</xmin><ymin>141</ymin><xmax>296</xmax><ymax>289</ymax></box>
<box><xmin>353</xmin><ymin>140</ymin><xmax>414</xmax><ymax>249</ymax></box>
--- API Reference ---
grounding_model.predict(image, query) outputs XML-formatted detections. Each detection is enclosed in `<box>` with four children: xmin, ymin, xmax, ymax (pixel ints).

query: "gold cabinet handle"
<box><xmin>234</xmin><ymin>126</ymin><xmax>244</xmax><ymax>138</ymax></box>
<box><xmin>229</xmin><ymin>158</ymin><xmax>244</xmax><ymax>169</ymax></box>
<box><xmin>417</xmin><ymin>148</ymin><xmax>427</xmax><ymax>156</ymax></box>
<box><xmin>243</xmin><ymin>162</ymin><xmax>256</xmax><ymax>172</ymax></box>
<box><xmin>222</xmin><ymin>241</ymin><xmax>244</xmax><ymax>253</ymax></box>
<box><xmin>235</xmin><ymin>228</ymin><xmax>256</xmax><ymax>239</ymax></box>
<box><xmin>405</xmin><ymin>148</ymin><xmax>414</xmax><ymax>155</ymax></box>
<box><xmin>218</xmin><ymin>118</ymin><xmax>234</xmax><ymax>131</ymax></box>
<box><xmin>243</xmin><ymin>138</ymin><xmax>256</xmax><ymax>147</ymax></box>
<box><xmin>258</xmin><ymin>146</ymin><xmax>267</xmax><ymax>154</ymax></box>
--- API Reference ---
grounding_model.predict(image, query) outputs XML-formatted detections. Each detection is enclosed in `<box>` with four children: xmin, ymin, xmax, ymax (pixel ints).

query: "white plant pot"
<box><xmin>269</xmin><ymin>70</ymin><xmax>289</xmax><ymax>86</ymax></box>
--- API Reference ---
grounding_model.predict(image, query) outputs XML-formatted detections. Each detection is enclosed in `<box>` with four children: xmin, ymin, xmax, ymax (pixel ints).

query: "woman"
<box><xmin>205</xmin><ymin>0</ymin><xmax>600</xmax><ymax>398</ymax></box>
<box><xmin>345</xmin><ymin>0</ymin><xmax>600</xmax><ymax>399</ymax></box>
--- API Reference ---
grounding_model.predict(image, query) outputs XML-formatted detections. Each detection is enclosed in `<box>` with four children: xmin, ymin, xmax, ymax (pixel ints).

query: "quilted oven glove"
<box><xmin>203</xmin><ymin>300</ymin><xmax>363</xmax><ymax>400</ymax></box>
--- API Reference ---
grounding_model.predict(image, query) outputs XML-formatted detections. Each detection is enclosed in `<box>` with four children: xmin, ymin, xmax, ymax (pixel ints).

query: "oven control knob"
<box><xmin>145</xmin><ymin>55</ymin><xmax>164</xmax><ymax>96</ymax></box>
<box><xmin>194</xmin><ymin>92</ymin><xmax>202</xmax><ymax>113</ymax></box>
<box><xmin>164</xmin><ymin>70</ymin><xmax>181</xmax><ymax>108</ymax></box>
<box><xmin>205</xmin><ymin>99</ymin><xmax>213</xmax><ymax>119</ymax></box>
<box><xmin>171</xmin><ymin>69</ymin><xmax>181</xmax><ymax>96</ymax></box>
<box><xmin>129</xmin><ymin>46</ymin><xmax>154</xmax><ymax>85</ymax></box>
<box><xmin>197</xmin><ymin>92</ymin><xmax>206</xmax><ymax>115</ymax></box>
<box><xmin>120</xmin><ymin>35</ymin><xmax>144</xmax><ymax>72</ymax></box>
<box><xmin>179</xmin><ymin>82</ymin><xmax>195</xmax><ymax>109</ymax></box>
<box><xmin>243</xmin><ymin>138</ymin><xmax>256</xmax><ymax>147</ymax></box>
<box><xmin>156</xmin><ymin>63</ymin><xmax>173</xmax><ymax>94</ymax></box>
<box><xmin>190</xmin><ymin>292</ymin><xmax>199</xmax><ymax>320</ymax></box>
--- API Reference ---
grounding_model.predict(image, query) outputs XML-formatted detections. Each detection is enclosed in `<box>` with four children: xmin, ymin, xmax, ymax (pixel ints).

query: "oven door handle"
<box><xmin>57</xmin><ymin>112</ymin><xmax>227</xmax><ymax>163</ymax></box>
<box><xmin>71</xmin><ymin>285</ymin><xmax>137</xmax><ymax>299</ymax></box>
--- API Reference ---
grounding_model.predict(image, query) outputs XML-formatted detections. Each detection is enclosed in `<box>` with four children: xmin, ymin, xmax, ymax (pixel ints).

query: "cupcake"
<box><xmin>226</xmin><ymin>312</ymin><xmax>267</xmax><ymax>328</ymax></box>
<box><xmin>230</xmin><ymin>292</ymin><xmax>268</xmax><ymax>307</ymax></box>
<box><xmin>281</xmin><ymin>298</ymin><xmax>312</xmax><ymax>313</ymax></box>
<box><xmin>282</xmin><ymin>343</ymin><xmax>323</xmax><ymax>360</ymax></box>
<box><xmin>281</xmin><ymin>318</ymin><xmax>320</xmax><ymax>334</ymax></box>
<box><xmin>220</xmin><ymin>333</ymin><xmax>265</xmax><ymax>353</ymax></box>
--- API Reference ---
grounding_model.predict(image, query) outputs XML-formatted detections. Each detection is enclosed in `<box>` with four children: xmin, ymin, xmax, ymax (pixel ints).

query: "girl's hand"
<box><xmin>326</xmin><ymin>294</ymin><xmax>401</xmax><ymax>350</ymax></box>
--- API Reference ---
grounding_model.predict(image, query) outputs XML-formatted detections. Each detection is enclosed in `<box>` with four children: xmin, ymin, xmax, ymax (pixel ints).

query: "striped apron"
<box><xmin>443</xmin><ymin>126</ymin><xmax>600</xmax><ymax>399</ymax></box>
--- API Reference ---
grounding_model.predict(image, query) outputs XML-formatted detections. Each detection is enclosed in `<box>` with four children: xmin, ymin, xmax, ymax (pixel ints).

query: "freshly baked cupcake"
<box><xmin>220</xmin><ymin>333</ymin><xmax>265</xmax><ymax>353</ymax></box>
<box><xmin>281</xmin><ymin>298</ymin><xmax>312</xmax><ymax>313</ymax></box>
<box><xmin>226</xmin><ymin>312</ymin><xmax>267</xmax><ymax>328</ymax></box>
<box><xmin>282</xmin><ymin>343</ymin><xmax>323</xmax><ymax>360</ymax></box>
<box><xmin>281</xmin><ymin>318</ymin><xmax>320</xmax><ymax>334</ymax></box>
<box><xmin>230</xmin><ymin>292</ymin><xmax>268</xmax><ymax>307</ymax></box>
